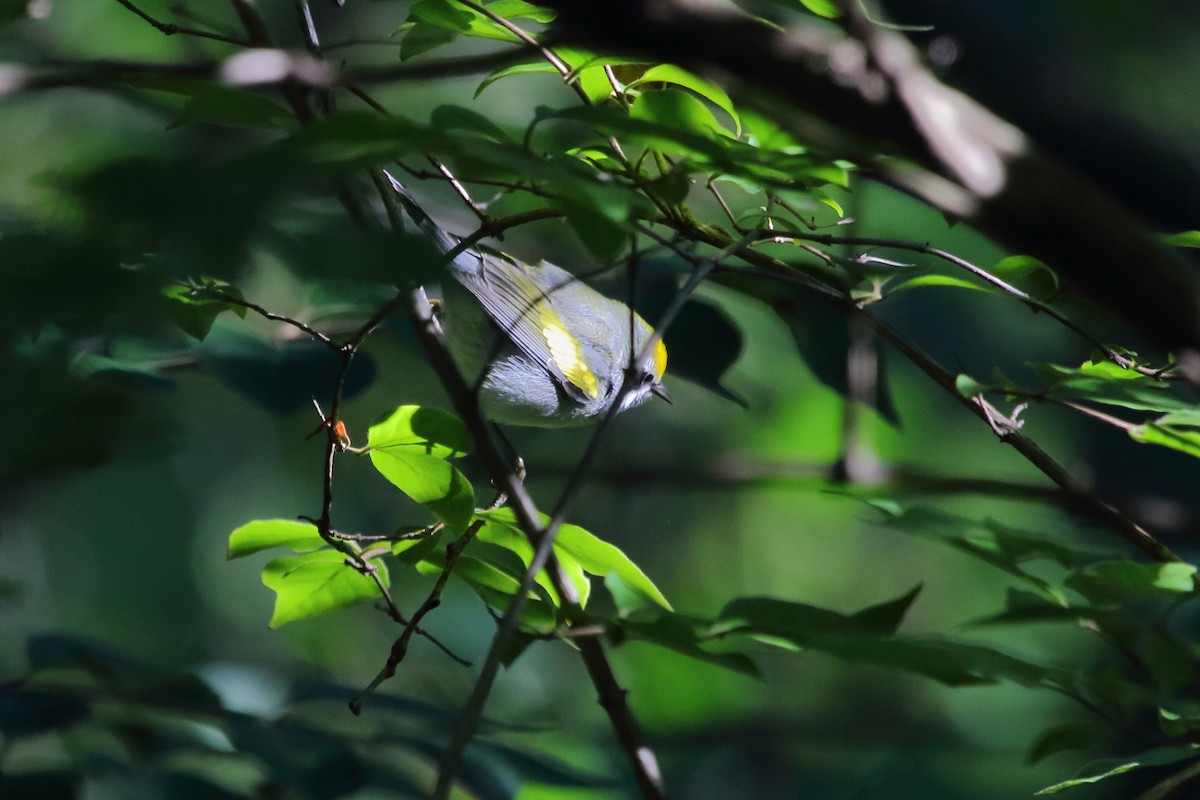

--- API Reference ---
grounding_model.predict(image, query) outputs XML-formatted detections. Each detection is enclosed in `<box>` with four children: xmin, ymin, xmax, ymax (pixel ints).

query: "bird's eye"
<box><xmin>641</xmin><ymin>371</ymin><xmax>656</xmax><ymax>386</ymax></box>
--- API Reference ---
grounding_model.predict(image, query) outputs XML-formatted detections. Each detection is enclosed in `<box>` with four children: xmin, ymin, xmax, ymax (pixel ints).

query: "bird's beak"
<box><xmin>651</xmin><ymin>383</ymin><xmax>673</xmax><ymax>404</ymax></box>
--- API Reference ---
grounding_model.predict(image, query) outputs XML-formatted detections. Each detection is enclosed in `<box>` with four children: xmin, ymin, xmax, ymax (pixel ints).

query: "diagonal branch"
<box><xmin>657</xmin><ymin>216</ymin><xmax>1181</xmax><ymax>564</ymax></box>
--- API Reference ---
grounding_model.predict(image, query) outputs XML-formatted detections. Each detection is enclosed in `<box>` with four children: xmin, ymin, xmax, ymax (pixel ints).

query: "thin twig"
<box><xmin>185</xmin><ymin>283</ymin><xmax>341</xmax><ymax>351</ymax></box>
<box><xmin>761</xmin><ymin>213</ymin><xmax>1170</xmax><ymax>377</ymax></box>
<box><xmin>114</xmin><ymin>0</ymin><xmax>251</xmax><ymax>46</ymax></box>
<box><xmin>656</xmin><ymin>216</ymin><xmax>1182</xmax><ymax>563</ymax></box>
<box><xmin>351</xmin><ymin>520</ymin><xmax>484</xmax><ymax>713</ymax></box>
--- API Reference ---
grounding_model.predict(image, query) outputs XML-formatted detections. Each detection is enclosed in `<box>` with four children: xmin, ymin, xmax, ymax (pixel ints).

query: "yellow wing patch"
<box><xmin>540</xmin><ymin>311</ymin><xmax>600</xmax><ymax>400</ymax></box>
<box><xmin>652</xmin><ymin>338</ymin><xmax>668</xmax><ymax>380</ymax></box>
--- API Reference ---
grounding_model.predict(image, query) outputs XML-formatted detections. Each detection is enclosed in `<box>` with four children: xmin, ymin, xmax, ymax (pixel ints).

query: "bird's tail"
<box><xmin>382</xmin><ymin>169</ymin><xmax>459</xmax><ymax>256</ymax></box>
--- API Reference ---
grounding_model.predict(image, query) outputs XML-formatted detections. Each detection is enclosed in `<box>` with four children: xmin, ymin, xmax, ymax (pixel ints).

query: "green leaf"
<box><xmin>476</xmin><ymin>59</ymin><xmax>561</xmax><ymax>96</ymax></box>
<box><xmin>629</xmin><ymin>88</ymin><xmax>725</xmax><ymax>142</ymax></box>
<box><xmin>261</xmin><ymin>551</ymin><xmax>385</xmax><ymax>628</ymax></box>
<box><xmin>992</xmin><ymin>255</ymin><xmax>1059</xmax><ymax>297</ymax></box>
<box><xmin>1065</xmin><ymin>561</ymin><xmax>1197</xmax><ymax>606</ymax></box>
<box><xmin>419</xmin><ymin>553</ymin><xmax>558</xmax><ymax>632</ymax></box>
<box><xmin>367</xmin><ymin>405</ymin><xmax>471</xmax><ymax>459</ymax></box>
<box><xmin>798</xmin><ymin>0</ymin><xmax>841</xmax><ymax>18</ymax></box>
<box><xmin>369</xmin><ymin>449</ymin><xmax>475</xmax><ymax>533</ymax></box>
<box><xmin>228</xmin><ymin>519</ymin><xmax>325</xmax><ymax>559</ymax></box>
<box><xmin>1028</xmin><ymin>724</ymin><xmax>1111</xmax><ymax>764</ymax></box>
<box><xmin>1159</xmin><ymin>230</ymin><xmax>1200</xmax><ymax>248</ymax></box>
<box><xmin>849</xmin><ymin>584</ymin><xmax>923</xmax><ymax>634</ymax></box>
<box><xmin>615</xmin><ymin>610</ymin><xmax>759</xmax><ymax>676</ymax></box>
<box><xmin>480</xmin><ymin>508</ymin><xmax>671</xmax><ymax>610</ymax></box>
<box><xmin>1036</xmin><ymin>745</ymin><xmax>1200</xmax><ymax>794</ymax></box>
<box><xmin>1037</xmin><ymin>360</ymin><xmax>1194</xmax><ymax>413</ymax></box>
<box><xmin>712</xmin><ymin>595</ymin><xmax>1056</xmax><ymax>687</ymax></box>
<box><xmin>891</xmin><ymin>274</ymin><xmax>991</xmax><ymax>294</ymax></box>
<box><xmin>399</xmin><ymin>21</ymin><xmax>460</xmax><ymax>60</ymax></box>
<box><xmin>1131</xmin><ymin>420</ymin><xmax>1200</xmax><ymax>459</ymax></box>
<box><xmin>161</xmin><ymin>280</ymin><xmax>245</xmax><ymax>340</ymax></box>
<box><xmin>483</xmin><ymin>0</ymin><xmax>557</xmax><ymax>23</ymax></box>
<box><xmin>472</xmin><ymin>513</ymin><xmax>591</xmax><ymax>606</ymax></box>
<box><xmin>430</xmin><ymin>105</ymin><xmax>514</xmax><ymax>143</ymax></box>
<box><xmin>633</xmin><ymin>65</ymin><xmax>740</xmax><ymax>135</ymax></box>
<box><xmin>170</xmin><ymin>84</ymin><xmax>293</xmax><ymax>130</ymax></box>
<box><xmin>407</xmin><ymin>0</ymin><xmax>523</xmax><ymax>43</ymax></box>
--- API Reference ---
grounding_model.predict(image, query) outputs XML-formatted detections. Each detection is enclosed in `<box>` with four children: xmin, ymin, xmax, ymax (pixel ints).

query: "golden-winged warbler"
<box><xmin>384</xmin><ymin>172</ymin><xmax>670</xmax><ymax>427</ymax></box>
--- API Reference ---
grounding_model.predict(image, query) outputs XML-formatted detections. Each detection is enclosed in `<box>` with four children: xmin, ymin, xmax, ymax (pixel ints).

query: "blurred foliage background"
<box><xmin>2</xmin><ymin>2</ymin><xmax>1200</xmax><ymax>799</ymax></box>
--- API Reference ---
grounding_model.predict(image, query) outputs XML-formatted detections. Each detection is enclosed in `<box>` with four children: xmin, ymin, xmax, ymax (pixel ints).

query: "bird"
<box><xmin>383</xmin><ymin>171</ymin><xmax>670</xmax><ymax>427</ymax></box>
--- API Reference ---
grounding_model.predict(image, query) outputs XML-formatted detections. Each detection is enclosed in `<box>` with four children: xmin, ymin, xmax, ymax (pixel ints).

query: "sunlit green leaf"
<box><xmin>228</xmin><ymin>519</ymin><xmax>325</xmax><ymax>559</ymax></box>
<box><xmin>1038</xmin><ymin>361</ymin><xmax>1193</xmax><ymax>413</ymax></box>
<box><xmin>798</xmin><ymin>0</ymin><xmax>841</xmax><ymax>18</ymax></box>
<box><xmin>262</xmin><ymin>551</ymin><xmax>385</xmax><ymax>628</ymax></box>
<box><xmin>892</xmin><ymin>274</ymin><xmax>991</xmax><ymax>294</ymax></box>
<box><xmin>633</xmin><ymin>65</ymin><xmax>740</xmax><ymax>135</ymax></box>
<box><xmin>1130</xmin><ymin>420</ymin><xmax>1200</xmax><ymax>459</ymax></box>
<box><xmin>367</xmin><ymin>405</ymin><xmax>471</xmax><ymax>459</ymax></box>
<box><xmin>479</xmin><ymin>508</ymin><xmax>671</xmax><ymax>610</ymax></box>
<box><xmin>472</xmin><ymin>512</ymin><xmax>590</xmax><ymax>606</ymax></box>
<box><xmin>630</xmin><ymin>88</ymin><xmax>725</xmax><ymax>141</ymax></box>
<box><xmin>369</xmin><ymin>449</ymin><xmax>474</xmax><ymax>533</ymax></box>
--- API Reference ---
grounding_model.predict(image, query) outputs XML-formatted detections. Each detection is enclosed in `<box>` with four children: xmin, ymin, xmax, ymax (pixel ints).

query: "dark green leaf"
<box><xmin>849</xmin><ymin>584</ymin><xmax>923</xmax><ymax>634</ymax></box>
<box><xmin>430</xmin><ymin>105</ymin><xmax>514</xmax><ymax>143</ymax></box>
<box><xmin>0</xmin><ymin>688</ymin><xmax>90</xmax><ymax>737</ymax></box>
<box><xmin>170</xmin><ymin>84</ymin><xmax>292</xmax><ymax>130</ymax></box>
<box><xmin>1036</xmin><ymin>745</ymin><xmax>1200</xmax><ymax>794</ymax></box>
<box><xmin>616</xmin><ymin>610</ymin><xmax>759</xmax><ymax>676</ymax></box>
<box><xmin>1028</xmin><ymin>724</ymin><xmax>1110</xmax><ymax>764</ymax></box>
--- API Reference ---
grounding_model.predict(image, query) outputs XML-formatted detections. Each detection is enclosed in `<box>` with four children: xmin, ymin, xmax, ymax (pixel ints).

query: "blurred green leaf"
<box><xmin>228</xmin><ymin>519</ymin><xmax>325</xmax><ymax>559</ymax></box>
<box><xmin>1028</xmin><ymin>723</ymin><xmax>1110</xmax><ymax>764</ymax></box>
<box><xmin>262</xmin><ymin>551</ymin><xmax>385</xmax><ymax>628</ymax></box>
<box><xmin>713</xmin><ymin>594</ymin><xmax>1058</xmax><ymax>687</ymax></box>
<box><xmin>1159</xmin><ymin>231</ymin><xmax>1200</xmax><ymax>248</ymax></box>
<box><xmin>992</xmin><ymin>255</ymin><xmax>1059</xmax><ymax>298</ymax></box>
<box><xmin>430</xmin><ymin>104</ymin><xmax>514</xmax><ymax>143</ymax></box>
<box><xmin>1130</xmin><ymin>418</ymin><xmax>1200</xmax><ymax>459</ymax></box>
<box><xmin>798</xmin><ymin>0</ymin><xmax>841</xmax><ymax>18</ymax></box>
<box><xmin>1065</xmin><ymin>561</ymin><xmax>1197</xmax><ymax>606</ymax></box>
<box><xmin>615</xmin><ymin>610</ymin><xmax>759</xmax><ymax>676</ymax></box>
<box><xmin>1038</xmin><ymin>360</ymin><xmax>1194</xmax><ymax>413</ymax></box>
<box><xmin>1036</xmin><ymin>745</ymin><xmax>1200</xmax><ymax>794</ymax></box>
